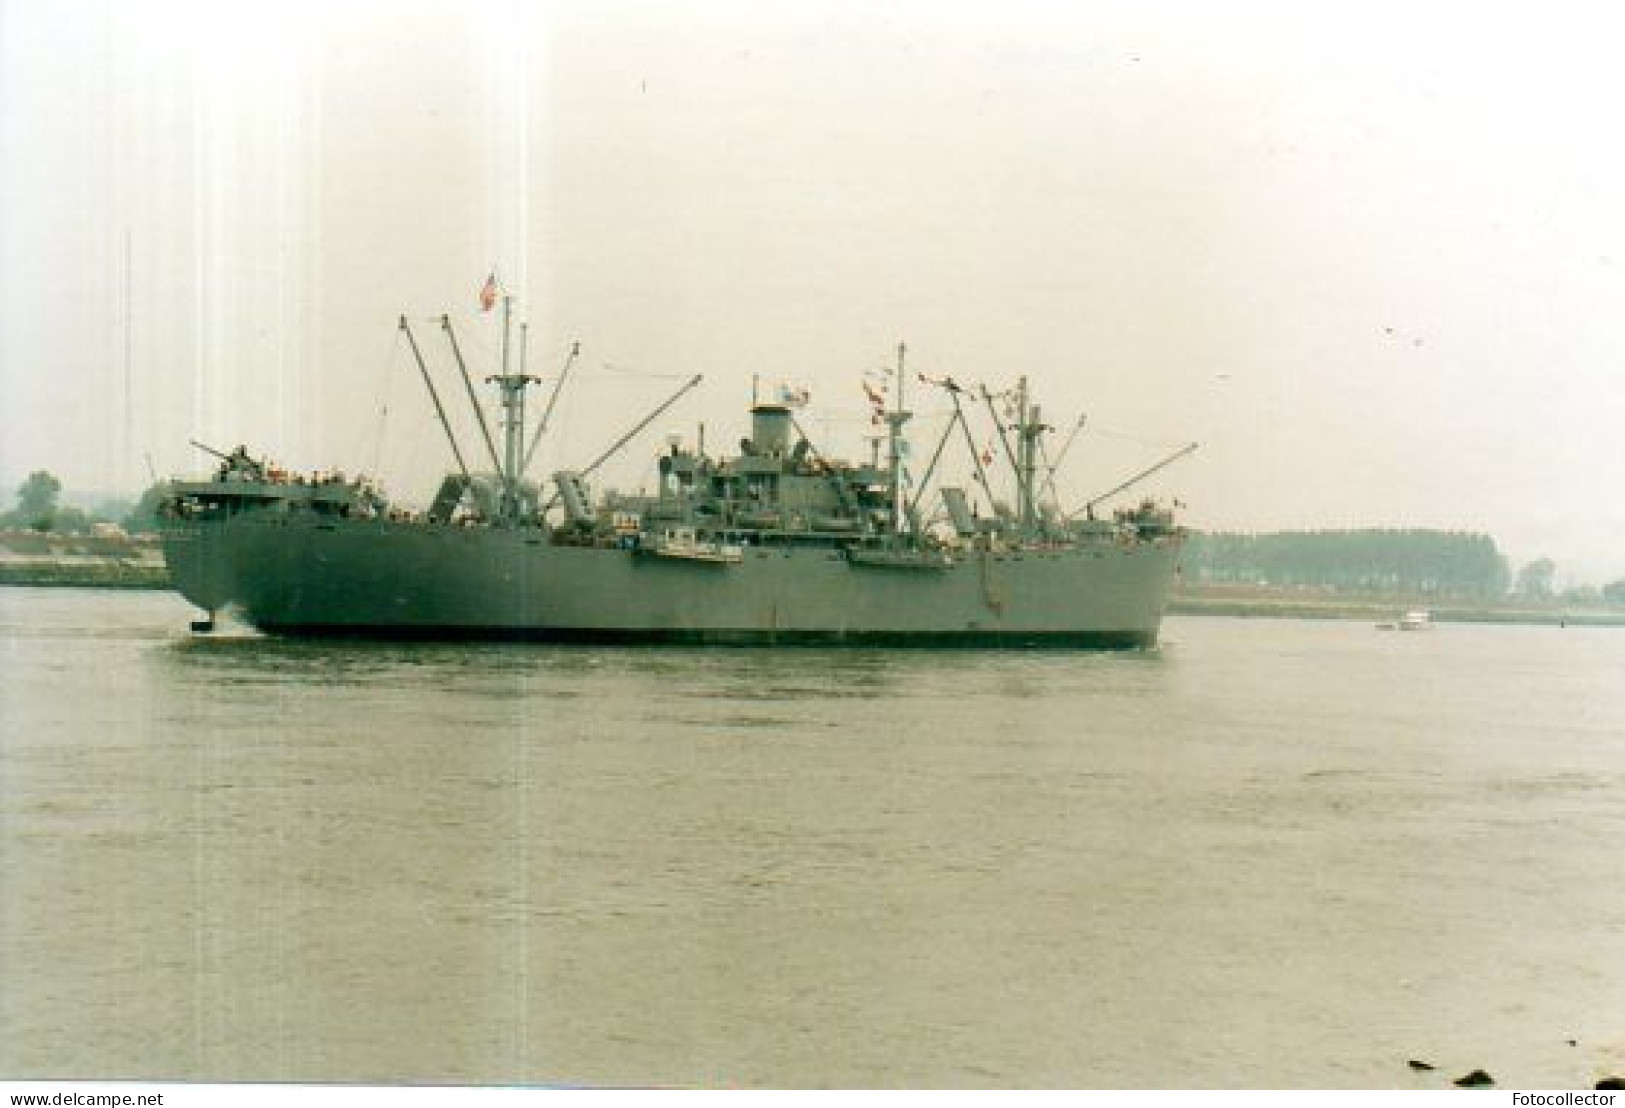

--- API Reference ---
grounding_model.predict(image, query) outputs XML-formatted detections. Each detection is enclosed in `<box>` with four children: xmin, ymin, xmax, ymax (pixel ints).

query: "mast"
<box><xmin>502</xmin><ymin>296</ymin><xmax>513</xmax><ymax>391</ymax></box>
<box><xmin>487</xmin><ymin>295</ymin><xmax>539</xmax><ymax>520</ymax></box>
<box><xmin>513</xmin><ymin>317</ymin><xmax>528</xmax><ymax>486</ymax></box>
<box><xmin>502</xmin><ymin>298</ymin><xmax>520</xmax><ymax>496</ymax></box>
<box><xmin>1015</xmin><ymin>377</ymin><xmax>1040</xmax><ymax>532</ymax></box>
<box><xmin>885</xmin><ymin>342</ymin><xmax>911</xmax><ymax>536</ymax></box>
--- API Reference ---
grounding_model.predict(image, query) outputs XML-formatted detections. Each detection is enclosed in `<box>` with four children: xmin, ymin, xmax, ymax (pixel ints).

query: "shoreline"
<box><xmin>1</xmin><ymin>531</ymin><xmax>169</xmax><ymax>591</ymax></box>
<box><xmin>1169</xmin><ymin>587</ymin><xmax>1625</xmax><ymax>627</ymax></box>
<box><xmin>0</xmin><ymin>563</ymin><xmax>171</xmax><ymax>590</ymax></box>
<box><xmin>3</xmin><ymin>563</ymin><xmax>1621</xmax><ymax>627</ymax></box>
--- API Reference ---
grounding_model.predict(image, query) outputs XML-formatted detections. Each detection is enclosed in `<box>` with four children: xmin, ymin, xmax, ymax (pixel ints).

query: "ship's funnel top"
<box><xmin>749</xmin><ymin>404</ymin><xmax>792</xmax><ymax>456</ymax></box>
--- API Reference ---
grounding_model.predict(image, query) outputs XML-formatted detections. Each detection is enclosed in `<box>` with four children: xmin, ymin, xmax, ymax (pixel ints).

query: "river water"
<box><xmin>3</xmin><ymin>587</ymin><xmax>1623</xmax><ymax>1088</ymax></box>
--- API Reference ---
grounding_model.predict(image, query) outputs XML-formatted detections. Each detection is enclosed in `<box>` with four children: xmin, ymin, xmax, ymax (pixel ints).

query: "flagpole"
<box><xmin>885</xmin><ymin>342</ymin><xmax>911</xmax><ymax>537</ymax></box>
<box><xmin>501</xmin><ymin>294</ymin><xmax>512</xmax><ymax>384</ymax></box>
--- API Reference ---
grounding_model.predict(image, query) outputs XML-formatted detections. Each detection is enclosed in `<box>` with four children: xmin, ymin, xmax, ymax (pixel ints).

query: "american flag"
<box><xmin>479</xmin><ymin>273</ymin><xmax>498</xmax><ymax>312</ymax></box>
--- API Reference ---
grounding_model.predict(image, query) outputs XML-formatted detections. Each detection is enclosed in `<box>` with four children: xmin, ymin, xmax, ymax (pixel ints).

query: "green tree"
<box><xmin>12</xmin><ymin>470</ymin><xmax>62</xmax><ymax>531</ymax></box>
<box><xmin>122</xmin><ymin>482</ymin><xmax>172</xmax><ymax>533</ymax></box>
<box><xmin>1601</xmin><ymin>579</ymin><xmax>1625</xmax><ymax>606</ymax></box>
<box><xmin>1515</xmin><ymin>557</ymin><xmax>1557</xmax><ymax>600</ymax></box>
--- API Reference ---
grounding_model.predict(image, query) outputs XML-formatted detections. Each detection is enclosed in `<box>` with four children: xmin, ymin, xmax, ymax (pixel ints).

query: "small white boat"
<box><xmin>1377</xmin><ymin>609</ymin><xmax>1432</xmax><ymax>631</ymax></box>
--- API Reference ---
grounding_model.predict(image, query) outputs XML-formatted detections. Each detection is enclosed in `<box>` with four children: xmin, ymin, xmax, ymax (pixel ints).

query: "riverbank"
<box><xmin>1170</xmin><ymin>582</ymin><xmax>1625</xmax><ymax>627</ymax></box>
<box><xmin>0</xmin><ymin>530</ymin><xmax>169</xmax><ymax>590</ymax></box>
<box><xmin>0</xmin><ymin>561</ymin><xmax>170</xmax><ymax>589</ymax></box>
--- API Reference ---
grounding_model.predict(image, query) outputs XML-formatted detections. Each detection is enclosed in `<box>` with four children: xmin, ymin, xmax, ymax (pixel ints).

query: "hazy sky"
<box><xmin>2</xmin><ymin>0</ymin><xmax>1622</xmax><ymax>580</ymax></box>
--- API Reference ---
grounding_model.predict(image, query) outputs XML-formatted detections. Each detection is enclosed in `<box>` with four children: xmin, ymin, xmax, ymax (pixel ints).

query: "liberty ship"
<box><xmin>160</xmin><ymin>299</ymin><xmax>1191</xmax><ymax>646</ymax></box>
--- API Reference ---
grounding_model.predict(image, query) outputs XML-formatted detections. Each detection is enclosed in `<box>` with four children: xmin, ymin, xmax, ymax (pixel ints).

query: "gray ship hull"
<box><xmin>162</xmin><ymin>516</ymin><xmax>1179</xmax><ymax>647</ymax></box>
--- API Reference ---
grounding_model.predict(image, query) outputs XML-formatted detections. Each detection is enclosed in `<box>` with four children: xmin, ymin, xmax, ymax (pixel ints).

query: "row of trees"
<box><xmin>1183</xmin><ymin>529</ymin><xmax>1510</xmax><ymax>597</ymax></box>
<box><xmin>1184</xmin><ymin>530</ymin><xmax>1625</xmax><ymax>605</ymax></box>
<box><xmin>1180</xmin><ymin>528</ymin><xmax>1622</xmax><ymax>603</ymax></box>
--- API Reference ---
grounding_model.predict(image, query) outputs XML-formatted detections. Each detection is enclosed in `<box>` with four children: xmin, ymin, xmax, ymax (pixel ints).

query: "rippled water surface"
<box><xmin>3</xmin><ymin>588</ymin><xmax>1624</xmax><ymax>1087</ymax></box>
